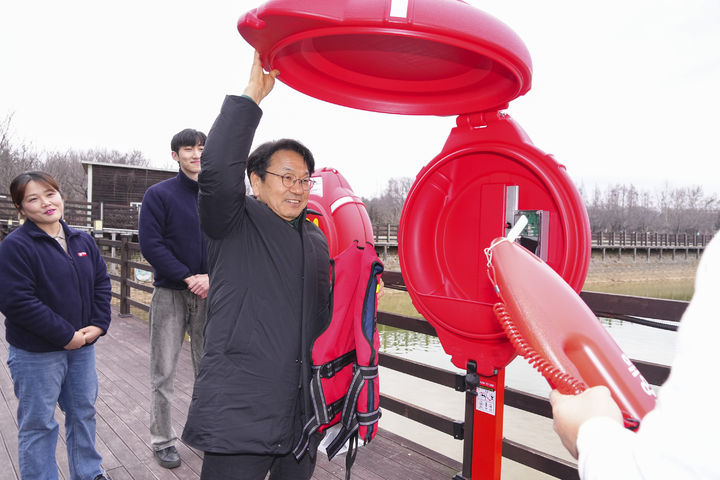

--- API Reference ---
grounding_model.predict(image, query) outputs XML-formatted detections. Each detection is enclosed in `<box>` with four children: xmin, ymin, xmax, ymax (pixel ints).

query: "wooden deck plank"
<box><xmin>0</xmin><ymin>310</ymin><xmax>461</xmax><ymax>479</ymax></box>
<box><xmin>0</xmin><ymin>395</ymin><xmax>19</xmax><ymax>479</ymax></box>
<box><xmin>0</xmin><ymin>404</ymin><xmax>19</xmax><ymax>480</ymax></box>
<box><xmin>0</xmin><ymin>338</ymin><xmax>19</xmax><ymax>480</ymax></box>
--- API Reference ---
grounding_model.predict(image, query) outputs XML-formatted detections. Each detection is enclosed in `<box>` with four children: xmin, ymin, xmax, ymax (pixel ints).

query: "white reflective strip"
<box><xmin>330</xmin><ymin>196</ymin><xmax>355</xmax><ymax>213</ymax></box>
<box><xmin>390</xmin><ymin>0</ymin><xmax>409</xmax><ymax>18</ymax></box>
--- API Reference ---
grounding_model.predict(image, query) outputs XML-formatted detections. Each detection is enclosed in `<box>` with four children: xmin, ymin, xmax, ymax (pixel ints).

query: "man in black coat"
<box><xmin>181</xmin><ymin>52</ymin><xmax>331</xmax><ymax>480</ymax></box>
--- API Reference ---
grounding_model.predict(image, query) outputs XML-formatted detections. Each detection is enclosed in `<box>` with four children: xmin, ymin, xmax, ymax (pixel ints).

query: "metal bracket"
<box><xmin>453</xmin><ymin>420</ymin><xmax>465</xmax><ymax>440</ymax></box>
<box><xmin>465</xmin><ymin>360</ymin><xmax>480</xmax><ymax>396</ymax></box>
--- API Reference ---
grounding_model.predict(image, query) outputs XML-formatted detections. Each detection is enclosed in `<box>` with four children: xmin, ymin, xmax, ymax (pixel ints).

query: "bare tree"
<box><xmin>586</xmin><ymin>182</ymin><xmax>718</xmax><ymax>235</ymax></box>
<box><xmin>1</xmin><ymin>113</ymin><xmax>151</xmax><ymax>201</ymax></box>
<box><xmin>363</xmin><ymin>176</ymin><xmax>414</xmax><ymax>225</ymax></box>
<box><xmin>87</xmin><ymin>148</ymin><xmax>150</xmax><ymax>167</ymax></box>
<box><xmin>0</xmin><ymin>114</ymin><xmax>41</xmax><ymax>193</ymax></box>
<box><xmin>42</xmin><ymin>150</ymin><xmax>88</xmax><ymax>201</ymax></box>
<box><xmin>657</xmin><ymin>185</ymin><xmax>719</xmax><ymax>235</ymax></box>
<box><xmin>39</xmin><ymin>148</ymin><xmax>151</xmax><ymax>201</ymax></box>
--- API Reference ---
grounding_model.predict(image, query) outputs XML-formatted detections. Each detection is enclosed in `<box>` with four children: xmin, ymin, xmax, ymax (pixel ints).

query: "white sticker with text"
<box><xmin>475</xmin><ymin>386</ymin><xmax>496</xmax><ymax>415</ymax></box>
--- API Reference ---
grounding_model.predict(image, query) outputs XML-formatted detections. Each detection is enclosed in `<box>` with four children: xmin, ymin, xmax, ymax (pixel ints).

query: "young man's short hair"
<box><xmin>171</xmin><ymin>128</ymin><xmax>207</xmax><ymax>154</ymax></box>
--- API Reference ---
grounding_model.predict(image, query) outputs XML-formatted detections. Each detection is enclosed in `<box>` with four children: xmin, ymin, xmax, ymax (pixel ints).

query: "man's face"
<box><xmin>172</xmin><ymin>143</ymin><xmax>204</xmax><ymax>180</ymax></box>
<box><xmin>251</xmin><ymin>149</ymin><xmax>310</xmax><ymax>222</ymax></box>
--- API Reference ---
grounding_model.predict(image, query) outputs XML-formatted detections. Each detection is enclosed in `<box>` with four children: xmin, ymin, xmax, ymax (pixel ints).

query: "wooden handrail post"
<box><xmin>455</xmin><ymin>361</ymin><xmax>477</xmax><ymax>480</ymax></box>
<box><xmin>119</xmin><ymin>234</ymin><xmax>132</xmax><ymax>317</ymax></box>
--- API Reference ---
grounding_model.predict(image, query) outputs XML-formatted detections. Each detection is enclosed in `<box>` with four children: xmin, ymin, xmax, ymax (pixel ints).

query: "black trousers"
<box><xmin>200</xmin><ymin>451</ymin><xmax>317</xmax><ymax>480</ymax></box>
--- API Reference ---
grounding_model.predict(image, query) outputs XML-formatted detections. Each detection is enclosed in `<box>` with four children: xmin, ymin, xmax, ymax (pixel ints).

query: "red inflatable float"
<box><xmin>307</xmin><ymin>167</ymin><xmax>374</xmax><ymax>258</ymax></box>
<box><xmin>485</xmin><ymin>232</ymin><xmax>657</xmax><ymax>426</ymax></box>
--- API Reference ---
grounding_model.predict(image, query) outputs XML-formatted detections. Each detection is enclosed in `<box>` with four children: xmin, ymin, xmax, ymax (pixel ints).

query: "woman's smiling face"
<box><xmin>19</xmin><ymin>180</ymin><xmax>64</xmax><ymax>232</ymax></box>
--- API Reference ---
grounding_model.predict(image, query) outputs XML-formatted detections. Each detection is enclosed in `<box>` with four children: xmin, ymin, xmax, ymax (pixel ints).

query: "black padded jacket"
<box><xmin>182</xmin><ymin>95</ymin><xmax>331</xmax><ymax>455</ymax></box>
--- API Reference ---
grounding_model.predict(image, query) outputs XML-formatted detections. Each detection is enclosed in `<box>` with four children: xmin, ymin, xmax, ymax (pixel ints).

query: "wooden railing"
<box><xmin>370</xmin><ymin>223</ymin><xmax>713</xmax><ymax>249</ymax></box>
<box><xmin>0</xmin><ymin>197</ymin><xmax>138</xmax><ymax>233</ymax></box>
<box><xmin>91</xmin><ymin>235</ymin><xmax>678</xmax><ymax>480</ymax></box>
<box><xmin>593</xmin><ymin>231</ymin><xmax>712</xmax><ymax>247</ymax></box>
<box><xmin>0</xmin><ymin>198</ymin><xmax>94</xmax><ymax>229</ymax></box>
<box><xmin>373</xmin><ymin>223</ymin><xmax>399</xmax><ymax>245</ymax></box>
<box><xmin>0</xmin><ymin>196</ymin><xmax>711</xmax><ymax>251</ymax></box>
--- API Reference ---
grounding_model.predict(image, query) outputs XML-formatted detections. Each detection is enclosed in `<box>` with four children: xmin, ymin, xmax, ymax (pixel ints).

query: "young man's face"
<box><xmin>251</xmin><ymin>149</ymin><xmax>310</xmax><ymax>222</ymax></box>
<box><xmin>172</xmin><ymin>143</ymin><xmax>204</xmax><ymax>180</ymax></box>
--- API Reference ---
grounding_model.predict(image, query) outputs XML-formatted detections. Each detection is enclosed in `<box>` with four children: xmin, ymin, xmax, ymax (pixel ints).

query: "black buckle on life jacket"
<box><xmin>356</xmin><ymin>365</ymin><xmax>378</xmax><ymax>378</ymax></box>
<box><xmin>315</xmin><ymin>350</ymin><xmax>356</xmax><ymax>378</ymax></box>
<box><xmin>318</xmin><ymin>363</ymin><xmax>334</xmax><ymax>378</ymax></box>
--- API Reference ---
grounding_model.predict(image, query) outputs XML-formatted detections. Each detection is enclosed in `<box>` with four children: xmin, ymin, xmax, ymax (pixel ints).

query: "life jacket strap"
<box><xmin>344</xmin><ymin>433</ymin><xmax>359</xmax><ymax>480</ymax></box>
<box><xmin>357</xmin><ymin>408</ymin><xmax>381</xmax><ymax>426</ymax></box>
<box><xmin>356</xmin><ymin>364</ymin><xmax>378</xmax><ymax>378</ymax></box>
<box><xmin>313</xmin><ymin>350</ymin><xmax>356</xmax><ymax>379</ymax></box>
<box><xmin>310</xmin><ymin>369</ymin><xmax>330</xmax><ymax>425</ymax></box>
<box><xmin>325</xmin><ymin>420</ymin><xmax>359</xmax><ymax>459</ymax></box>
<box><xmin>340</xmin><ymin>365</ymin><xmax>378</xmax><ymax>427</ymax></box>
<box><xmin>293</xmin><ymin>416</ymin><xmax>318</xmax><ymax>460</ymax></box>
<box><xmin>295</xmin><ymin>375</ymin><xmax>349</xmax><ymax>460</ymax></box>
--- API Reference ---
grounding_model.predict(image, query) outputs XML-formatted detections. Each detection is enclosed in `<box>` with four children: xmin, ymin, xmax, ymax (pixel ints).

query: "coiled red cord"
<box><xmin>493</xmin><ymin>302</ymin><xmax>587</xmax><ymax>395</ymax></box>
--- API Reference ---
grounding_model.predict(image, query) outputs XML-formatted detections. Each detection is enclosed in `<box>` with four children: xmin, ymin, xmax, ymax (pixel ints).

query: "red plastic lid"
<box><xmin>238</xmin><ymin>0</ymin><xmax>532</xmax><ymax>115</ymax></box>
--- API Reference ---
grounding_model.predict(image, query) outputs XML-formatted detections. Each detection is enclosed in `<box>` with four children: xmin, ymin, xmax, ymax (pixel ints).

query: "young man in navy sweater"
<box><xmin>138</xmin><ymin>128</ymin><xmax>208</xmax><ymax>469</ymax></box>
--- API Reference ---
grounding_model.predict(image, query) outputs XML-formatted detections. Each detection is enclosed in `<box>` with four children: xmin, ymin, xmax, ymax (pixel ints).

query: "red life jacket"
<box><xmin>293</xmin><ymin>241</ymin><xmax>384</xmax><ymax>472</ymax></box>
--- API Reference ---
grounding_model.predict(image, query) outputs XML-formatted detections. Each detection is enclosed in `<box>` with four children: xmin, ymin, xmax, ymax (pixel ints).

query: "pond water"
<box><xmin>582</xmin><ymin>278</ymin><xmax>694</xmax><ymax>301</ymax></box>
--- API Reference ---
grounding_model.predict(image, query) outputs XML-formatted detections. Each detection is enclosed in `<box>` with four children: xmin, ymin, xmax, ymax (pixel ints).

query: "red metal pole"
<box><xmin>471</xmin><ymin>368</ymin><xmax>505</xmax><ymax>479</ymax></box>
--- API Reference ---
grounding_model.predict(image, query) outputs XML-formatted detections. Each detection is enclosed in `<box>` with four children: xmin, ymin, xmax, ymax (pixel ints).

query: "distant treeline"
<box><xmin>363</xmin><ymin>178</ymin><xmax>720</xmax><ymax>236</ymax></box>
<box><xmin>4</xmin><ymin>114</ymin><xmax>718</xmax><ymax>235</ymax></box>
<box><xmin>1</xmin><ymin>113</ymin><xmax>149</xmax><ymax>202</ymax></box>
<box><xmin>580</xmin><ymin>183</ymin><xmax>719</xmax><ymax>235</ymax></box>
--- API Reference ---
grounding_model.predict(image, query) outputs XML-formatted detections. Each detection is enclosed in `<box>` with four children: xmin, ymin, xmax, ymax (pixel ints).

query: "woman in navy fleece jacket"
<box><xmin>0</xmin><ymin>172</ymin><xmax>112</xmax><ymax>480</ymax></box>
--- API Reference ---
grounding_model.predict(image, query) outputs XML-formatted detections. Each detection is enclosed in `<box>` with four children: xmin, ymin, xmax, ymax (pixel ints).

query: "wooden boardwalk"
<box><xmin>0</xmin><ymin>309</ymin><xmax>461</xmax><ymax>479</ymax></box>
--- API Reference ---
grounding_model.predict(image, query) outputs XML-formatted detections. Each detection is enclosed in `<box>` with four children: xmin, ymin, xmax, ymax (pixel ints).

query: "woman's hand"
<box><xmin>79</xmin><ymin>325</ymin><xmax>104</xmax><ymax>344</ymax></box>
<box><xmin>64</xmin><ymin>331</ymin><xmax>86</xmax><ymax>350</ymax></box>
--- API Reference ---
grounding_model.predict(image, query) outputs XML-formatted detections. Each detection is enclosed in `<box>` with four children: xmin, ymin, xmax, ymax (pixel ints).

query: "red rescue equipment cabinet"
<box><xmin>307</xmin><ymin>167</ymin><xmax>374</xmax><ymax>258</ymax></box>
<box><xmin>238</xmin><ymin>1</ymin><xmax>591</xmax><ymax>479</ymax></box>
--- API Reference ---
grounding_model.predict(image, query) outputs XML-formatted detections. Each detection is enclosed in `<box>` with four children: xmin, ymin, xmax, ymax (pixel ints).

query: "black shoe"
<box><xmin>93</xmin><ymin>474</ymin><xmax>112</xmax><ymax>480</ymax></box>
<box><xmin>154</xmin><ymin>445</ymin><xmax>181</xmax><ymax>469</ymax></box>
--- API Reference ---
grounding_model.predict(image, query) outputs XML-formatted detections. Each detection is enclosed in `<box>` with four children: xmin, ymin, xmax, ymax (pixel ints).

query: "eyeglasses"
<box><xmin>264</xmin><ymin>170</ymin><xmax>315</xmax><ymax>190</ymax></box>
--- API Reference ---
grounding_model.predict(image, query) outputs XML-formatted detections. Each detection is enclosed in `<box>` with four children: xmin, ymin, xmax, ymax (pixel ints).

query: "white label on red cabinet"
<box><xmin>475</xmin><ymin>385</ymin><xmax>496</xmax><ymax>416</ymax></box>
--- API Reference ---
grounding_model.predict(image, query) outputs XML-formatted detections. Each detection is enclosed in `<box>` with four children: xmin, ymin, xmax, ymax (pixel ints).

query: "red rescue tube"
<box><xmin>486</xmin><ymin>237</ymin><xmax>657</xmax><ymax>425</ymax></box>
<box><xmin>307</xmin><ymin>167</ymin><xmax>374</xmax><ymax>258</ymax></box>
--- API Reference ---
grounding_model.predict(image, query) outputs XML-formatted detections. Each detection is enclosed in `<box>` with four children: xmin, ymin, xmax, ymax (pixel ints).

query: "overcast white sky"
<box><xmin>2</xmin><ymin>1</ymin><xmax>719</xmax><ymax>199</ymax></box>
